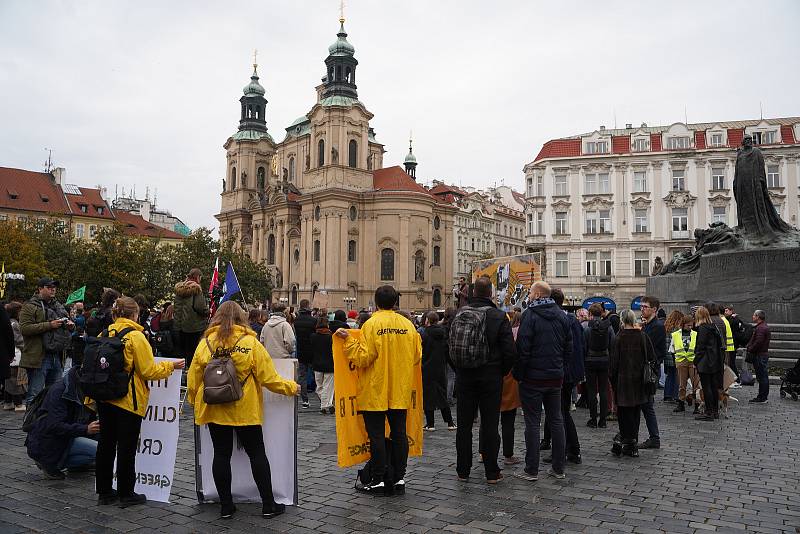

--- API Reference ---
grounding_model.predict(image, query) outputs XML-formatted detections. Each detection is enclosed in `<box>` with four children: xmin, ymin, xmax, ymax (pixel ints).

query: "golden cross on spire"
<box><xmin>253</xmin><ymin>48</ymin><xmax>258</xmax><ymax>69</ymax></box>
<box><xmin>339</xmin><ymin>0</ymin><xmax>346</xmax><ymax>23</ymax></box>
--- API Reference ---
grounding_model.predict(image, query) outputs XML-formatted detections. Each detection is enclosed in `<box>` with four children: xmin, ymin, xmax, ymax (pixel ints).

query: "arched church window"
<box><xmin>434</xmin><ymin>215</ymin><xmax>441</xmax><ymax>230</ymax></box>
<box><xmin>381</xmin><ymin>248</ymin><xmax>395</xmax><ymax>281</ymax></box>
<box><xmin>257</xmin><ymin>167</ymin><xmax>265</xmax><ymax>190</ymax></box>
<box><xmin>349</xmin><ymin>206</ymin><xmax>357</xmax><ymax>221</ymax></box>
<box><xmin>313</xmin><ymin>240</ymin><xmax>321</xmax><ymax>262</ymax></box>
<box><xmin>336</xmin><ymin>66</ymin><xmax>342</xmax><ymax>82</ymax></box>
<box><xmin>288</xmin><ymin>157</ymin><xmax>295</xmax><ymax>181</ymax></box>
<box><xmin>291</xmin><ymin>286</ymin><xmax>298</xmax><ymax>306</ymax></box>
<box><xmin>314</xmin><ymin>205</ymin><xmax>321</xmax><ymax>221</ymax></box>
<box><xmin>348</xmin><ymin>240</ymin><xmax>357</xmax><ymax>262</ymax></box>
<box><xmin>348</xmin><ymin>140</ymin><xmax>357</xmax><ymax>168</ymax></box>
<box><xmin>231</xmin><ymin>167</ymin><xmax>237</xmax><ymax>190</ymax></box>
<box><xmin>329</xmin><ymin>67</ymin><xmax>334</xmax><ymax>81</ymax></box>
<box><xmin>318</xmin><ymin>139</ymin><xmax>325</xmax><ymax>167</ymax></box>
<box><xmin>345</xmin><ymin>67</ymin><xmax>351</xmax><ymax>83</ymax></box>
<box><xmin>433</xmin><ymin>246</ymin><xmax>441</xmax><ymax>267</ymax></box>
<box><xmin>267</xmin><ymin>234</ymin><xmax>276</xmax><ymax>265</ymax></box>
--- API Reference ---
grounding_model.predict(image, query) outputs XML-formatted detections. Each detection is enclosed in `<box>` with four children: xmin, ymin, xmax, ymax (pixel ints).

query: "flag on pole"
<box><xmin>208</xmin><ymin>257</ymin><xmax>220</xmax><ymax>316</ymax></box>
<box><xmin>66</xmin><ymin>285</ymin><xmax>86</xmax><ymax>305</ymax></box>
<box><xmin>220</xmin><ymin>262</ymin><xmax>241</xmax><ymax>304</ymax></box>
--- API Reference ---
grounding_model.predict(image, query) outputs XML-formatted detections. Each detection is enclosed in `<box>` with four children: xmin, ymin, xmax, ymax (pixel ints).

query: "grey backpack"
<box><xmin>202</xmin><ymin>334</ymin><xmax>250</xmax><ymax>405</ymax></box>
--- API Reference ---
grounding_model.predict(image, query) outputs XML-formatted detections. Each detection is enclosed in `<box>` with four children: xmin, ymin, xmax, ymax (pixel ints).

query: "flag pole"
<box><xmin>232</xmin><ymin>263</ymin><xmax>248</xmax><ymax>308</ymax></box>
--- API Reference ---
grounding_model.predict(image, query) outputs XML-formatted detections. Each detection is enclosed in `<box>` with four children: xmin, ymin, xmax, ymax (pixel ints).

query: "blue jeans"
<box><xmin>519</xmin><ymin>384</ymin><xmax>565</xmax><ymax>475</ymax></box>
<box><xmin>753</xmin><ymin>355</ymin><xmax>769</xmax><ymax>400</ymax></box>
<box><xmin>25</xmin><ymin>353</ymin><xmax>63</xmax><ymax>405</ymax></box>
<box><xmin>663</xmin><ymin>366</ymin><xmax>678</xmax><ymax>400</ymax></box>
<box><xmin>63</xmin><ymin>437</ymin><xmax>98</xmax><ymax>469</ymax></box>
<box><xmin>641</xmin><ymin>396</ymin><xmax>660</xmax><ymax>443</ymax></box>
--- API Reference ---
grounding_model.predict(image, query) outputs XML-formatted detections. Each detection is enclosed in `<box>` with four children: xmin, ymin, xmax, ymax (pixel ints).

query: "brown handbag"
<box><xmin>202</xmin><ymin>334</ymin><xmax>250</xmax><ymax>405</ymax></box>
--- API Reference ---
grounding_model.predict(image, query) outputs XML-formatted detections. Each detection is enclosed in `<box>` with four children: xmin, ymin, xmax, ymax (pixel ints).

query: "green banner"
<box><xmin>66</xmin><ymin>285</ymin><xmax>86</xmax><ymax>305</ymax></box>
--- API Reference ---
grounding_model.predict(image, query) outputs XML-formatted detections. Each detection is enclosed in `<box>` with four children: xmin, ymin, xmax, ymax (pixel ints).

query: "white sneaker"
<box><xmin>2</xmin><ymin>402</ymin><xmax>14</xmax><ymax>411</ymax></box>
<box><xmin>547</xmin><ymin>469</ymin><xmax>566</xmax><ymax>480</ymax></box>
<box><xmin>14</xmin><ymin>405</ymin><xmax>26</xmax><ymax>412</ymax></box>
<box><xmin>730</xmin><ymin>383</ymin><xmax>742</xmax><ymax>389</ymax></box>
<box><xmin>423</xmin><ymin>426</ymin><xmax>436</xmax><ymax>432</ymax></box>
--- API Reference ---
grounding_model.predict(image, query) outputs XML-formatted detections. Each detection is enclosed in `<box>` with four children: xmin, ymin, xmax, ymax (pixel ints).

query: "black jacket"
<box><xmin>0</xmin><ymin>305</ymin><xmax>14</xmax><ymax>380</ymax></box>
<box><xmin>584</xmin><ymin>318</ymin><xmax>615</xmax><ymax>370</ymax></box>
<box><xmin>25</xmin><ymin>367</ymin><xmax>96</xmax><ymax>470</ymax></box>
<box><xmin>459</xmin><ymin>297</ymin><xmax>516</xmax><ymax>375</ymax></box>
<box><xmin>610</xmin><ymin>328</ymin><xmax>656</xmax><ymax>407</ymax></box>
<box><xmin>695</xmin><ymin>323</ymin><xmax>724</xmax><ymax>374</ymax></box>
<box><xmin>310</xmin><ymin>328</ymin><xmax>334</xmax><ymax>373</ymax></box>
<box><xmin>293</xmin><ymin>309</ymin><xmax>317</xmax><ymax>365</ymax></box>
<box><xmin>641</xmin><ymin>317</ymin><xmax>667</xmax><ymax>365</ymax></box>
<box><xmin>514</xmin><ymin>299</ymin><xmax>572</xmax><ymax>382</ymax></box>
<box><xmin>421</xmin><ymin>323</ymin><xmax>449</xmax><ymax>411</ymax></box>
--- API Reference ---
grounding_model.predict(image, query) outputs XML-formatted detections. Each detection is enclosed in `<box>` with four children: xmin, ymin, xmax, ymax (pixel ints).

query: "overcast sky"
<box><xmin>1</xmin><ymin>1</ymin><xmax>798</xmax><ymax>230</ymax></box>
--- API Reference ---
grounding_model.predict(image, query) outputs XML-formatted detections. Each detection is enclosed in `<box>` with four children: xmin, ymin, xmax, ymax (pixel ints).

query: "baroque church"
<box><xmin>216</xmin><ymin>17</ymin><xmax>456</xmax><ymax>311</ymax></box>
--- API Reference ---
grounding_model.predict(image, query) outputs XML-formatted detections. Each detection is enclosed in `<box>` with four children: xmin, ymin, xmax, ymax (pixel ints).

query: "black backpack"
<box><xmin>80</xmin><ymin>327</ymin><xmax>138</xmax><ymax>409</ymax></box>
<box><xmin>22</xmin><ymin>386</ymin><xmax>50</xmax><ymax>433</ymax></box>
<box><xmin>587</xmin><ymin>319</ymin><xmax>611</xmax><ymax>357</ymax></box>
<box><xmin>448</xmin><ymin>306</ymin><xmax>491</xmax><ymax>368</ymax></box>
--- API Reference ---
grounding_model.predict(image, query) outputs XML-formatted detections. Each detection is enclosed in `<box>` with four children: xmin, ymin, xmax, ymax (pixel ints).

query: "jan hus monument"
<box><xmin>648</xmin><ymin>135</ymin><xmax>800</xmax><ymax>323</ymax></box>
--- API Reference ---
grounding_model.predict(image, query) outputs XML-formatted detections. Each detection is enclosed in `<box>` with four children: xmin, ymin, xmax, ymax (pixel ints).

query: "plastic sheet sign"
<box><xmin>112</xmin><ymin>358</ymin><xmax>182</xmax><ymax>502</ymax></box>
<box><xmin>332</xmin><ymin>330</ymin><xmax>423</xmax><ymax>468</ymax></box>
<box><xmin>195</xmin><ymin>358</ymin><xmax>298</xmax><ymax>505</ymax></box>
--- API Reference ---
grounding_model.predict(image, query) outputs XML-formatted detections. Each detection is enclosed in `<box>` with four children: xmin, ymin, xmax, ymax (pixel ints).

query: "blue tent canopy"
<box><xmin>631</xmin><ymin>296</ymin><xmax>644</xmax><ymax>311</ymax></box>
<box><xmin>582</xmin><ymin>296</ymin><xmax>616</xmax><ymax>311</ymax></box>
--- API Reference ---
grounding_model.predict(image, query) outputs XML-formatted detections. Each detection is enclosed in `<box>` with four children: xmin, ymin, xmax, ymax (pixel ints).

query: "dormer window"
<box><xmin>709</xmin><ymin>133</ymin><xmax>724</xmax><ymax>147</ymax></box>
<box><xmin>40</xmin><ymin>193</ymin><xmax>49</xmax><ymax>202</ymax></box>
<box><xmin>96</xmin><ymin>206</ymin><xmax>105</xmax><ymax>215</ymax></box>
<box><xmin>751</xmin><ymin>130</ymin><xmax>777</xmax><ymax>145</ymax></box>
<box><xmin>585</xmin><ymin>141</ymin><xmax>609</xmax><ymax>154</ymax></box>
<box><xmin>78</xmin><ymin>204</ymin><xmax>88</xmax><ymax>213</ymax></box>
<box><xmin>666</xmin><ymin>136</ymin><xmax>691</xmax><ymax>150</ymax></box>
<box><xmin>632</xmin><ymin>137</ymin><xmax>650</xmax><ymax>152</ymax></box>
<box><xmin>7</xmin><ymin>189</ymin><xmax>18</xmax><ymax>199</ymax></box>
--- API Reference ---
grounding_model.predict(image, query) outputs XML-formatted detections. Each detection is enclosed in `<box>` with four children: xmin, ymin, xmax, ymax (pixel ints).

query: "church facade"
<box><xmin>216</xmin><ymin>19</ymin><xmax>456</xmax><ymax>311</ymax></box>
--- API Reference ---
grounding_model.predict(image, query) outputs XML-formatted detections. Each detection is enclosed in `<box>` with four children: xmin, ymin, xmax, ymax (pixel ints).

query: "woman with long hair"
<box><xmin>95</xmin><ymin>297</ymin><xmax>185</xmax><ymax>507</ymax></box>
<box><xmin>609</xmin><ymin>309</ymin><xmax>656</xmax><ymax>457</ymax></box>
<box><xmin>662</xmin><ymin>309</ymin><xmax>684</xmax><ymax>405</ymax></box>
<box><xmin>187</xmin><ymin>301</ymin><xmax>299</xmax><ymax>520</ymax></box>
<box><xmin>693</xmin><ymin>306</ymin><xmax>725</xmax><ymax>421</ymax></box>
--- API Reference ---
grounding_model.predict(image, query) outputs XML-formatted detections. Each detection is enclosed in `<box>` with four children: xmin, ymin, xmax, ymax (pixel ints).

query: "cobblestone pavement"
<box><xmin>1</xmin><ymin>385</ymin><xmax>799</xmax><ymax>534</ymax></box>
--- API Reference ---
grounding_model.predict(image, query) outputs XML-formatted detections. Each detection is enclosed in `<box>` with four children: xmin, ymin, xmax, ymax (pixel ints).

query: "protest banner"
<box><xmin>112</xmin><ymin>358</ymin><xmax>182</xmax><ymax>503</ymax></box>
<box><xmin>332</xmin><ymin>330</ymin><xmax>423</xmax><ymax>468</ymax></box>
<box><xmin>195</xmin><ymin>358</ymin><xmax>298</xmax><ymax>505</ymax></box>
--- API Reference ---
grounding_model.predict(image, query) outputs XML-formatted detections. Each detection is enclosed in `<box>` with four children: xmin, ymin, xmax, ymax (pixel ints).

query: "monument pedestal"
<box><xmin>646</xmin><ymin>247</ymin><xmax>800</xmax><ymax>323</ymax></box>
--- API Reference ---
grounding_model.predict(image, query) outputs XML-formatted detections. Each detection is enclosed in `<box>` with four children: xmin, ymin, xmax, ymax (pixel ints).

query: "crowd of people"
<box><xmin>0</xmin><ymin>271</ymin><xmax>776</xmax><ymax>521</ymax></box>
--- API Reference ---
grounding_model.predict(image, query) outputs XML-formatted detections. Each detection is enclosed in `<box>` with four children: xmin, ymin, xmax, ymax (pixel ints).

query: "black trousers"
<box><xmin>362</xmin><ymin>410</ymin><xmax>408</xmax><ymax>485</ymax></box>
<box><xmin>616</xmin><ymin>405</ymin><xmax>641</xmax><ymax>444</ymax></box>
<box><xmin>208</xmin><ymin>424</ymin><xmax>275</xmax><ymax>505</ymax></box>
<box><xmin>96</xmin><ymin>402</ymin><xmax>143</xmax><ymax>496</ymax></box>
<box><xmin>455</xmin><ymin>367</ymin><xmax>502</xmax><ymax>479</ymax></box>
<box><xmin>585</xmin><ymin>368</ymin><xmax>609</xmax><ymax>423</ymax></box>
<box><xmin>478</xmin><ymin>408</ymin><xmax>517</xmax><ymax>459</ymax></box>
<box><xmin>728</xmin><ymin>351</ymin><xmax>739</xmax><ymax>378</ymax></box>
<box><xmin>178</xmin><ymin>330</ymin><xmax>204</xmax><ymax>368</ymax></box>
<box><xmin>543</xmin><ymin>382</ymin><xmax>580</xmax><ymax>455</ymax></box>
<box><xmin>425</xmin><ymin>403</ymin><xmax>454</xmax><ymax>427</ymax></box>
<box><xmin>700</xmin><ymin>372</ymin><xmax>722</xmax><ymax>416</ymax></box>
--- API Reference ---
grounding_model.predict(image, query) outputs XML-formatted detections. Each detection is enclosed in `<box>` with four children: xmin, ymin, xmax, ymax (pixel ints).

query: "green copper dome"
<box><xmin>328</xmin><ymin>21</ymin><xmax>355</xmax><ymax>56</ymax></box>
<box><xmin>243</xmin><ymin>67</ymin><xmax>265</xmax><ymax>97</ymax></box>
<box><xmin>404</xmin><ymin>150</ymin><xmax>417</xmax><ymax>164</ymax></box>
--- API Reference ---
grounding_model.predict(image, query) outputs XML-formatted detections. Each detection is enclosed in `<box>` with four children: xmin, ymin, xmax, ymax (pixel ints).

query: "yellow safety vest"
<box><xmin>672</xmin><ymin>330</ymin><xmax>697</xmax><ymax>363</ymax></box>
<box><xmin>720</xmin><ymin>316</ymin><xmax>735</xmax><ymax>352</ymax></box>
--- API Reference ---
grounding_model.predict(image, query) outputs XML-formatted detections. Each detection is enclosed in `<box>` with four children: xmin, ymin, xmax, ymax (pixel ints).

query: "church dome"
<box><xmin>404</xmin><ymin>150</ymin><xmax>417</xmax><ymax>164</ymax></box>
<box><xmin>328</xmin><ymin>21</ymin><xmax>355</xmax><ymax>56</ymax></box>
<box><xmin>243</xmin><ymin>68</ymin><xmax>265</xmax><ymax>97</ymax></box>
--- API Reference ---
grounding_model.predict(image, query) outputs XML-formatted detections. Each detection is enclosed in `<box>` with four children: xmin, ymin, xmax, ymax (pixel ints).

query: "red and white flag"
<box><xmin>208</xmin><ymin>257</ymin><xmax>219</xmax><ymax>317</ymax></box>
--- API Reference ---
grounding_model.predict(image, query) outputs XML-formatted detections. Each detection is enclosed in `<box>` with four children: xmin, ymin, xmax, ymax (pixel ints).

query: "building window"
<box><xmin>585</xmin><ymin>210</ymin><xmax>611</xmax><ymax>234</ymax></box>
<box><xmin>348</xmin><ymin>240</ymin><xmax>357</xmax><ymax>262</ymax></box>
<box><xmin>318</xmin><ymin>139</ymin><xmax>325</xmax><ymax>167</ymax></box>
<box><xmin>288</xmin><ymin>157</ymin><xmax>295</xmax><ymax>181</ymax></box>
<box><xmin>584</xmin><ymin>173</ymin><xmax>596</xmax><ymax>194</ymax></box>
<box><xmin>555</xmin><ymin>212</ymin><xmax>567</xmax><ymax>235</ymax></box>
<box><xmin>767</xmin><ymin>165</ymin><xmax>781</xmax><ymax>188</ymax></box>
<box><xmin>634</xmin><ymin>209</ymin><xmax>649</xmax><ymax>232</ymax></box>
<box><xmin>75</xmin><ymin>223</ymin><xmax>84</xmax><ymax>239</ymax></box>
<box><xmin>457</xmin><ymin>236</ymin><xmax>462</xmax><ymax>250</ymax></box>
<box><xmin>632</xmin><ymin>138</ymin><xmax>649</xmax><ymax>152</ymax></box>
<box><xmin>584</xmin><ymin>173</ymin><xmax>609</xmax><ymax>194</ymax></box>
<box><xmin>535</xmin><ymin>175</ymin><xmax>544</xmax><ymax>197</ymax></box>
<box><xmin>711</xmin><ymin>167</ymin><xmax>725</xmax><ymax>190</ymax></box>
<box><xmin>79</xmin><ymin>204</ymin><xmax>88</xmax><ymax>214</ymax></box>
<box><xmin>555</xmin><ymin>252</ymin><xmax>568</xmax><ymax>278</ymax></box>
<box><xmin>554</xmin><ymin>174</ymin><xmax>567</xmax><ymax>196</ymax></box>
<box><xmin>433</xmin><ymin>215</ymin><xmax>440</xmax><ymax>230</ymax></box>
<box><xmin>471</xmin><ymin>238</ymin><xmax>475</xmax><ymax>251</ymax></box>
<box><xmin>672</xmin><ymin>169</ymin><xmax>686</xmax><ymax>191</ymax></box>
<box><xmin>585</xmin><ymin>252</ymin><xmax>597</xmax><ymax>276</ymax></box>
<box><xmin>526</xmin><ymin>177</ymin><xmax>533</xmax><ymax>197</ymax></box>
<box><xmin>585</xmin><ymin>141</ymin><xmax>608</xmax><ymax>154</ymax></box>
<box><xmin>667</xmin><ymin>136</ymin><xmax>690</xmax><ymax>150</ymax></box>
<box><xmin>752</xmin><ymin>131</ymin><xmax>776</xmax><ymax>145</ymax></box>
<box><xmin>433</xmin><ymin>245</ymin><xmax>441</xmax><ymax>266</ymax></box>
<box><xmin>97</xmin><ymin>207</ymin><xmax>104</xmax><ymax>215</ymax></box>
<box><xmin>231</xmin><ymin>167</ymin><xmax>237</xmax><ymax>190</ymax></box>
<box><xmin>634</xmin><ymin>250</ymin><xmax>650</xmax><ymax>277</ymax></box>
<box><xmin>348</xmin><ymin>139</ymin><xmax>357</xmax><ymax>168</ymax></box>
<box><xmin>349</xmin><ymin>206</ymin><xmax>357</xmax><ymax>221</ymax></box>
<box><xmin>314</xmin><ymin>205</ymin><xmax>321</xmax><ymax>221</ymax></box>
<box><xmin>712</xmin><ymin>206</ymin><xmax>727</xmax><ymax>224</ymax></box>
<box><xmin>313</xmin><ymin>240</ymin><xmax>320</xmax><ymax>262</ymax></box>
<box><xmin>633</xmin><ymin>171</ymin><xmax>648</xmax><ymax>193</ymax></box>
<box><xmin>0</xmin><ymin>214</ymin><xmax>7</xmax><ymax>221</ymax></box>
<box><xmin>672</xmin><ymin>208</ymin><xmax>689</xmax><ymax>237</ymax></box>
<box><xmin>381</xmin><ymin>248</ymin><xmax>395</xmax><ymax>280</ymax></box>
<box><xmin>709</xmin><ymin>133</ymin><xmax>724</xmax><ymax>147</ymax></box>
<box><xmin>599</xmin><ymin>173</ymin><xmax>610</xmax><ymax>193</ymax></box>
<box><xmin>586</xmin><ymin>251</ymin><xmax>612</xmax><ymax>280</ymax></box>
<box><xmin>89</xmin><ymin>225</ymin><xmax>97</xmax><ymax>239</ymax></box>
<box><xmin>291</xmin><ymin>286</ymin><xmax>298</xmax><ymax>305</ymax></box>
<box><xmin>775</xmin><ymin>204</ymin><xmax>782</xmax><ymax>217</ymax></box>
<box><xmin>267</xmin><ymin>234</ymin><xmax>276</xmax><ymax>264</ymax></box>
<box><xmin>433</xmin><ymin>288</ymin><xmax>442</xmax><ymax>307</ymax></box>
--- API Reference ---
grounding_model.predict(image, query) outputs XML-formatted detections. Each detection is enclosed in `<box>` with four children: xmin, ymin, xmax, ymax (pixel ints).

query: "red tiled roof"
<box><xmin>429</xmin><ymin>183</ymin><xmax>468</xmax><ymax>197</ymax></box>
<box><xmin>727</xmin><ymin>128</ymin><xmax>744</xmax><ymax>148</ymax></box>
<box><xmin>650</xmin><ymin>133</ymin><xmax>662</xmax><ymax>152</ymax></box>
<box><xmin>114</xmin><ymin>210</ymin><xmax>184</xmax><ymax>240</ymax></box>
<box><xmin>611</xmin><ymin>136</ymin><xmax>629</xmax><ymax>154</ymax></box>
<box><xmin>0</xmin><ymin>167</ymin><xmax>69</xmax><ymax>214</ymax></box>
<box><xmin>64</xmin><ymin>186</ymin><xmax>114</xmax><ymax>220</ymax></box>
<box><xmin>372</xmin><ymin>166</ymin><xmax>430</xmax><ymax>195</ymax></box>
<box><xmin>694</xmin><ymin>131</ymin><xmax>706</xmax><ymax>149</ymax></box>
<box><xmin>533</xmin><ymin>139</ymin><xmax>582</xmax><ymax>162</ymax></box>
<box><xmin>781</xmin><ymin>125</ymin><xmax>796</xmax><ymax>144</ymax></box>
<box><xmin>511</xmin><ymin>190</ymin><xmax>526</xmax><ymax>204</ymax></box>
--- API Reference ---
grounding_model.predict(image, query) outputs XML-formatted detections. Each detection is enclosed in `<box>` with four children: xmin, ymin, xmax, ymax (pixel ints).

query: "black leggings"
<box><xmin>585</xmin><ymin>368</ymin><xmax>609</xmax><ymax>423</ymax></box>
<box><xmin>208</xmin><ymin>424</ymin><xmax>275</xmax><ymax>506</ymax></box>
<box><xmin>362</xmin><ymin>410</ymin><xmax>408</xmax><ymax>485</ymax></box>
<box><xmin>96</xmin><ymin>402</ymin><xmax>143</xmax><ymax>496</ymax></box>
<box><xmin>425</xmin><ymin>404</ymin><xmax>454</xmax><ymax>427</ymax></box>
<box><xmin>700</xmin><ymin>372</ymin><xmax>722</xmax><ymax>416</ymax></box>
<box><xmin>178</xmin><ymin>330</ymin><xmax>204</xmax><ymax>368</ymax></box>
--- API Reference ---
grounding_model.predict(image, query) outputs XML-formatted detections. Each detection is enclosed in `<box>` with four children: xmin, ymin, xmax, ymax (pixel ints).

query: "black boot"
<box><xmin>539</xmin><ymin>438</ymin><xmax>551</xmax><ymax>451</ymax></box>
<box><xmin>611</xmin><ymin>442</ymin><xmax>622</xmax><ymax>457</ymax></box>
<box><xmin>692</xmin><ymin>403</ymin><xmax>700</xmax><ymax>415</ymax></box>
<box><xmin>622</xmin><ymin>440</ymin><xmax>639</xmax><ymax>457</ymax></box>
<box><xmin>673</xmin><ymin>400</ymin><xmax>685</xmax><ymax>413</ymax></box>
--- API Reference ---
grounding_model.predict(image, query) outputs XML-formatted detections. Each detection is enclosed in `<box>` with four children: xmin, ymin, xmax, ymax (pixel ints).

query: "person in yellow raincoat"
<box><xmin>95</xmin><ymin>297</ymin><xmax>185</xmax><ymax>508</ymax></box>
<box><xmin>335</xmin><ymin>285</ymin><xmax>421</xmax><ymax>495</ymax></box>
<box><xmin>187</xmin><ymin>301</ymin><xmax>298</xmax><ymax>520</ymax></box>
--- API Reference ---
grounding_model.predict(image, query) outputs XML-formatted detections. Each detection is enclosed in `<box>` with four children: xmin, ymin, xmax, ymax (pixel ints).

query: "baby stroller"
<box><xmin>779</xmin><ymin>359</ymin><xmax>800</xmax><ymax>401</ymax></box>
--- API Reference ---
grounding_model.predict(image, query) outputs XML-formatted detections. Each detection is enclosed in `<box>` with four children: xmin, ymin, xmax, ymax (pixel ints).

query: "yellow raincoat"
<box><xmin>104</xmin><ymin>318</ymin><xmax>175</xmax><ymax>417</ymax></box>
<box><xmin>342</xmin><ymin>310</ymin><xmax>422</xmax><ymax>411</ymax></box>
<box><xmin>187</xmin><ymin>324</ymin><xmax>298</xmax><ymax>426</ymax></box>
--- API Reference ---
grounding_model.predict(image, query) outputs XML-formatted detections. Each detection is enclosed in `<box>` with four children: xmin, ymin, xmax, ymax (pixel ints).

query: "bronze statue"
<box><xmin>651</xmin><ymin>256</ymin><xmax>664</xmax><ymax>276</ymax></box>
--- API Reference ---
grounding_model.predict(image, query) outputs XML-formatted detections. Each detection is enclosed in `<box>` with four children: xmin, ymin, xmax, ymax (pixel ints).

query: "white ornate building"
<box><xmin>524</xmin><ymin>117</ymin><xmax>800</xmax><ymax>309</ymax></box>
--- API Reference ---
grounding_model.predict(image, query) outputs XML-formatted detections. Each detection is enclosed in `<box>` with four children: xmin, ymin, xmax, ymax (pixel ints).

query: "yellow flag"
<box><xmin>332</xmin><ymin>330</ymin><xmax>423</xmax><ymax>468</ymax></box>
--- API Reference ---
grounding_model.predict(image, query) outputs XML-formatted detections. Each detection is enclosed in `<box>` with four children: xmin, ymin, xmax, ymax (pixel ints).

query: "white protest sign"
<box><xmin>195</xmin><ymin>358</ymin><xmax>297</xmax><ymax>505</ymax></box>
<box><xmin>113</xmin><ymin>358</ymin><xmax>182</xmax><ymax>503</ymax></box>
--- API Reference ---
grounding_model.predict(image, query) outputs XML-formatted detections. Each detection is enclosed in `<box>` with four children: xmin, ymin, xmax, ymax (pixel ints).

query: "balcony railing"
<box><xmin>585</xmin><ymin>275</ymin><xmax>613</xmax><ymax>283</ymax></box>
<box><xmin>671</xmin><ymin>230</ymin><xmax>690</xmax><ymax>240</ymax></box>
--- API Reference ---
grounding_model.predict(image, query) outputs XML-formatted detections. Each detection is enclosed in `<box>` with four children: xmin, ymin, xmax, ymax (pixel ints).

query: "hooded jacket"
<box><xmin>173</xmin><ymin>280</ymin><xmax>209</xmax><ymax>334</ymax></box>
<box><xmin>19</xmin><ymin>293</ymin><xmax>68</xmax><ymax>369</ymax></box>
<box><xmin>188</xmin><ymin>324</ymin><xmax>298</xmax><ymax>426</ymax></box>
<box><xmin>260</xmin><ymin>313</ymin><xmax>296</xmax><ymax>359</ymax></box>
<box><xmin>695</xmin><ymin>322</ymin><xmax>724</xmax><ymax>374</ymax></box>
<box><xmin>310</xmin><ymin>327</ymin><xmax>334</xmax><ymax>372</ymax></box>
<box><xmin>293</xmin><ymin>309</ymin><xmax>317</xmax><ymax>364</ymax></box>
<box><xmin>421</xmin><ymin>322</ymin><xmax>449</xmax><ymax>411</ymax></box>
<box><xmin>514</xmin><ymin>299</ymin><xmax>573</xmax><ymax>383</ymax></box>
<box><xmin>26</xmin><ymin>367</ymin><xmax>96</xmax><ymax>469</ymax></box>
<box><xmin>343</xmin><ymin>309</ymin><xmax>422</xmax><ymax>411</ymax></box>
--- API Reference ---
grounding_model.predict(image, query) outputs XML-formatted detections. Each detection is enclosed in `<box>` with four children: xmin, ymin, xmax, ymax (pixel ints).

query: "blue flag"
<box><xmin>220</xmin><ymin>262</ymin><xmax>241</xmax><ymax>303</ymax></box>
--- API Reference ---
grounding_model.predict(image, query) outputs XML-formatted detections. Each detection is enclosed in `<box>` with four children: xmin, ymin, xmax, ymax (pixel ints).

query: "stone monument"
<box><xmin>647</xmin><ymin>135</ymin><xmax>800</xmax><ymax>323</ymax></box>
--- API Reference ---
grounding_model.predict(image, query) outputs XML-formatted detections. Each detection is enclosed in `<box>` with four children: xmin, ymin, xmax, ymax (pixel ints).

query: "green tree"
<box><xmin>0</xmin><ymin>221</ymin><xmax>51</xmax><ymax>299</ymax></box>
